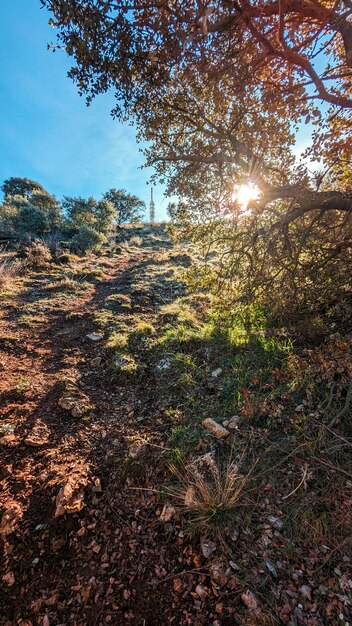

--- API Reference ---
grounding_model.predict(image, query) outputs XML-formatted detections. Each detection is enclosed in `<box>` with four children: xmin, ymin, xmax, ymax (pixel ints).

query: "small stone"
<box><xmin>267</xmin><ymin>515</ymin><xmax>283</xmax><ymax>529</ymax></box>
<box><xmin>266</xmin><ymin>561</ymin><xmax>277</xmax><ymax>577</ymax></box>
<box><xmin>0</xmin><ymin>434</ymin><xmax>18</xmax><ymax>447</ymax></box>
<box><xmin>71</xmin><ymin>405</ymin><xmax>84</xmax><ymax>418</ymax></box>
<box><xmin>202</xmin><ymin>418</ymin><xmax>229</xmax><ymax>439</ymax></box>
<box><xmin>211</xmin><ymin>368</ymin><xmax>222</xmax><ymax>378</ymax></box>
<box><xmin>295</xmin><ymin>404</ymin><xmax>305</xmax><ymax>413</ymax></box>
<box><xmin>159</xmin><ymin>504</ymin><xmax>176</xmax><ymax>523</ymax></box>
<box><xmin>86</xmin><ymin>333</ymin><xmax>104</xmax><ymax>342</ymax></box>
<box><xmin>156</xmin><ymin>358</ymin><xmax>171</xmax><ymax>372</ymax></box>
<box><xmin>24</xmin><ymin>421</ymin><xmax>50</xmax><ymax>447</ymax></box>
<box><xmin>209</xmin><ymin>562</ymin><xmax>228</xmax><ymax>586</ymax></box>
<box><xmin>58</xmin><ymin>396</ymin><xmax>75</xmax><ymax>411</ymax></box>
<box><xmin>227</xmin><ymin>416</ymin><xmax>240</xmax><ymax>430</ymax></box>
<box><xmin>299</xmin><ymin>585</ymin><xmax>312</xmax><ymax>600</ymax></box>
<box><xmin>195</xmin><ymin>584</ymin><xmax>208</xmax><ymax>600</ymax></box>
<box><xmin>91</xmin><ymin>357</ymin><xmax>102</xmax><ymax>367</ymax></box>
<box><xmin>222</xmin><ymin>420</ymin><xmax>229</xmax><ymax>427</ymax></box>
<box><xmin>201</xmin><ymin>539</ymin><xmax>216</xmax><ymax>558</ymax></box>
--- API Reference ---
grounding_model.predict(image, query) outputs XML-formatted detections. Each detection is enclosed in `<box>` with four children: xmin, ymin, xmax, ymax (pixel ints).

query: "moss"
<box><xmin>106</xmin><ymin>331</ymin><xmax>129</xmax><ymax>351</ymax></box>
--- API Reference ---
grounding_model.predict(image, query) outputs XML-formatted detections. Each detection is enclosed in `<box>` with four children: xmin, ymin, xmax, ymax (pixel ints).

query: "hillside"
<box><xmin>0</xmin><ymin>228</ymin><xmax>351</xmax><ymax>625</ymax></box>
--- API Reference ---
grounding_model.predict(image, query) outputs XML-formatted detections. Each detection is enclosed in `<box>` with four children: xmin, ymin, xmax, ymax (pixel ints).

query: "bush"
<box><xmin>22</xmin><ymin>241</ymin><xmax>52</xmax><ymax>269</ymax></box>
<box><xmin>129</xmin><ymin>235</ymin><xmax>143</xmax><ymax>246</ymax></box>
<box><xmin>0</xmin><ymin>254</ymin><xmax>21</xmax><ymax>287</ymax></box>
<box><xmin>13</xmin><ymin>205</ymin><xmax>49</xmax><ymax>235</ymax></box>
<box><xmin>71</xmin><ymin>225</ymin><xmax>106</xmax><ymax>254</ymax></box>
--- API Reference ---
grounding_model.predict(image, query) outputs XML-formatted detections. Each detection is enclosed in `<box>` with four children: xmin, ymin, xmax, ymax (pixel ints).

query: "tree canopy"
<box><xmin>103</xmin><ymin>188</ymin><xmax>145</xmax><ymax>225</ymax></box>
<box><xmin>41</xmin><ymin>1</ymin><xmax>352</xmax><ymax>312</ymax></box>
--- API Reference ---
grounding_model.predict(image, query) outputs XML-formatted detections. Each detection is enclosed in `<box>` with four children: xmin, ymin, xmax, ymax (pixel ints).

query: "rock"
<box><xmin>0</xmin><ymin>434</ymin><xmax>18</xmax><ymax>447</ymax></box>
<box><xmin>202</xmin><ymin>418</ymin><xmax>230</xmax><ymax>439</ymax></box>
<box><xmin>55</xmin><ymin>463</ymin><xmax>89</xmax><ymax>518</ymax></box>
<box><xmin>222</xmin><ymin>420</ymin><xmax>229</xmax><ymax>427</ymax></box>
<box><xmin>295</xmin><ymin>404</ymin><xmax>305</xmax><ymax>413</ymax></box>
<box><xmin>159</xmin><ymin>504</ymin><xmax>176</xmax><ymax>523</ymax></box>
<box><xmin>58</xmin><ymin>396</ymin><xmax>75</xmax><ymax>411</ymax></box>
<box><xmin>299</xmin><ymin>585</ymin><xmax>312</xmax><ymax>600</ymax></box>
<box><xmin>227</xmin><ymin>416</ymin><xmax>241</xmax><ymax>430</ymax></box>
<box><xmin>0</xmin><ymin>503</ymin><xmax>23</xmax><ymax>536</ymax></box>
<box><xmin>267</xmin><ymin>515</ymin><xmax>283</xmax><ymax>530</ymax></box>
<box><xmin>86</xmin><ymin>332</ymin><xmax>104</xmax><ymax>342</ymax></box>
<box><xmin>211</xmin><ymin>368</ymin><xmax>222</xmax><ymax>378</ymax></box>
<box><xmin>241</xmin><ymin>589</ymin><xmax>261</xmax><ymax>613</ymax></box>
<box><xmin>195</xmin><ymin>584</ymin><xmax>208</xmax><ymax>600</ymax></box>
<box><xmin>71</xmin><ymin>405</ymin><xmax>84</xmax><ymax>418</ymax></box>
<box><xmin>201</xmin><ymin>539</ymin><xmax>216</xmax><ymax>558</ymax></box>
<box><xmin>209</xmin><ymin>562</ymin><xmax>228</xmax><ymax>586</ymax></box>
<box><xmin>90</xmin><ymin>357</ymin><xmax>102</xmax><ymax>367</ymax></box>
<box><xmin>156</xmin><ymin>358</ymin><xmax>171</xmax><ymax>372</ymax></box>
<box><xmin>24</xmin><ymin>421</ymin><xmax>50</xmax><ymax>447</ymax></box>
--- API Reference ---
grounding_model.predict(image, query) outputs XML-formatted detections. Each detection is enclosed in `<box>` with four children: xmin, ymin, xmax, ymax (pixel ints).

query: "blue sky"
<box><xmin>0</xmin><ymin>0</ymin><xmax>169</xmax><ymax>220</ymax></box>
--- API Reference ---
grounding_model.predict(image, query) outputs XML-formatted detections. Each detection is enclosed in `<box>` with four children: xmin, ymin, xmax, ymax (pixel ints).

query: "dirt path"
<box><xmin>2</xmin><ymin>235</ymin><xmax>351</xmax><ymax>625</ymax></box>
<box><xmin>0</xmin><ymin>240</ymin><xmax>200</xmax><ymax>625</ymax></box>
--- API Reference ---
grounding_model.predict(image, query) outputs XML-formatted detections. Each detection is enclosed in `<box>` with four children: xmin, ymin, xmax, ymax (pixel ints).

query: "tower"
<box><xmin>149</xmin><ymin>187</ymin><xmax>155</xmax><ymax>225</ymax></box>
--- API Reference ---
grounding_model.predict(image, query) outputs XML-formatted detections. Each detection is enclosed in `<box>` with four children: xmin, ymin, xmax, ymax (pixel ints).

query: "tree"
<box><xmin>62</xmin><ymin>195</ymin><xmax>118</xmax><ymax>233</ymax></box>
<box><xmin>41</xmin><ymin>1</ymin><xmax>352</xmax><ymax>312</ymax></box>
<box><xmin>2</xmin><ymin>177</ymin><xmax>44</xmax><ymax>200</ymax></box>
<box><xmin>13</xmin><ymin>205</ymin><xmax>49</xmax><ymax>235</ymax></box>
<box><xmin>102</xmin><ymin>189</ymin><xmax>145</xmax><ymax>225</ymax></box>
<box><xmin>1</xmin><ymin>177</ymin><xmax>63</xmax><ymax>232</ymax></box>
<box><xmin>94</xmin><ymin>199</ymin><xmax>118</xmax><ymax>233</ymax></box>
<box><xmin>62</xmin><ymin>196</ymin><xmax>97</xmax><ymax>228</ymax></box>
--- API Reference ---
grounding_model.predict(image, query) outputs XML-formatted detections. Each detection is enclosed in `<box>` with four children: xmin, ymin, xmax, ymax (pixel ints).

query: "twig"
<box><xmin>149</xmin><ymin>568</ymin><xmax>210</xmax><ymax>585</ymax></box>
<box><xmin>282</xmin><ymin>462</ymin><xmax>308</xmax><ymax>500</ymax></box>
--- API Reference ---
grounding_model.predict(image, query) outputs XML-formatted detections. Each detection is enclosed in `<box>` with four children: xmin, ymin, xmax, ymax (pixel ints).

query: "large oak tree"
<box><xmin>41</xmin><ymin>0</ymin><xmax>352</xmax><ymax>313</ymax></box>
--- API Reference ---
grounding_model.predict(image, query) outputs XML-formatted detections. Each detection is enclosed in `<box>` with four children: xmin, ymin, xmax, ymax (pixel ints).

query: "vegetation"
<box><xmin>0</xmin><ymin>177</ymin><xmax>146</xmax><ymax>256</ymax></box>
<box><xmin>42</xmin><ymin>0</ymin><xmax>351</xmax><ymax>318</ymax></box>
<box><xmin>1</xmin><ymin>1</ymin><xmax>352</xmax><ymax>623</ymax></box>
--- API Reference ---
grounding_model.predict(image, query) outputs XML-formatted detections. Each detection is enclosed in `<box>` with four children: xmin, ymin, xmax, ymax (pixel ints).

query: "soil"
<box><xmin>0</xmin><ymin>234</ymin><xmax>351</xmax><ymax>626</ymax></box>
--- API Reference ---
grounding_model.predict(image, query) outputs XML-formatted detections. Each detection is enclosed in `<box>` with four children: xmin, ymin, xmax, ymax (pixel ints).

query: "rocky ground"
<box><xmin>0</xmin><ymin>229</ymin><xmax>351</xmax><ymax>625</ymax></box>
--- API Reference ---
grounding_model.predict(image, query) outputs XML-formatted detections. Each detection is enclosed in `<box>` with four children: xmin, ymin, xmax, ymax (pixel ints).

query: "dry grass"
<box><xmin>0</xmin><ymin>253</ymin><xmax>21</xmax><ymax>288</ymax></box>
<box><xmin>129</xmin><ymin>235</ymin><xmax>143</xmax><ymax>247</ymax></box>
<box><xmin>167</xmin><ymin>452</ymin><xmax>255</xmax><ymax>533</ymax></box>
<box><xmin>23</xmin><ymin>241</ymin><xmax>52</xmax><ymax>269</ymax></box>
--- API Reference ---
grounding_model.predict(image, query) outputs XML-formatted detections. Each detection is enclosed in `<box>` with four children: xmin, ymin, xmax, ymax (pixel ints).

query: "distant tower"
<box><xmin>149</xmin><ymin>187</ymin><xmax>155</xmax><ymax>225</ymax></box>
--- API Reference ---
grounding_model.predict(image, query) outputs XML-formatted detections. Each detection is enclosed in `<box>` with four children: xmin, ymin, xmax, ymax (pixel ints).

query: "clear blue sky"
<box><xmin>0</xmin><ymin>0</ymin><xmax>169</xmax><ymax>220</ymax></box>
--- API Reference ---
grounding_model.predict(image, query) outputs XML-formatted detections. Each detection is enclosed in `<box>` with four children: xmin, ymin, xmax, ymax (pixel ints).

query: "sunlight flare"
<box><xmin>233</xmin><ymin>183</ymin><xmax>260</xmax><ymax>212</ymax></box>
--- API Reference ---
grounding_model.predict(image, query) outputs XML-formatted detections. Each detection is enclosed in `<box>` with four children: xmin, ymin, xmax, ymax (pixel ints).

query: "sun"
<box><xmin>234</xmin><ymin>183</ymin><xmax>260</xmax><ymax>212</ymax></box>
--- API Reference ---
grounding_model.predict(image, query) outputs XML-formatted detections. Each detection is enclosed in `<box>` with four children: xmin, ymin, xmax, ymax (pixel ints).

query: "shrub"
<box><xmin>129</xmin><ymin>235</ymin><xmax>143</xmax><ymax>246</ymax></box>
<box><xmin>71</xmin><ymin>225</ymin><xmax>106</xmax><ymax>254</ymax></box>
<box><xmin>13</xmin><ymin>205</ymin><xmax>49</xmax><ymax>235</ymax></box>
<box><xmin>22</xmin><ymin>241</ymin><xmax>52</xmax><ymax>269</ymax></box>
<box><xmin>0</xmin><ymin>254</ymin><xmax>21</xmax><ymax>287</ymax></box>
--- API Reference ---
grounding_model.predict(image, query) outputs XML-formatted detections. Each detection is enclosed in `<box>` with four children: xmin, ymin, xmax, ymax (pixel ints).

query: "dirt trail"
<box><xmin>0</xmin><ymin>240</ymin><xmax>199</xmax><ymax>625</ymax></box>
